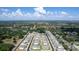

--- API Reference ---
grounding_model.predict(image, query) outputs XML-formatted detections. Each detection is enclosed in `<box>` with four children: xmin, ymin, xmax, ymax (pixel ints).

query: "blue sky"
<box><xmin>0</xmin><ymin>7</ymin><xmax>79</xmax><ymax>21</ymax></box>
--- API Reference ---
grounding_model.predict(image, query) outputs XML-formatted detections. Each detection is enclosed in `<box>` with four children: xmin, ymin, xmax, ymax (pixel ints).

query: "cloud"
<box><xmin>31</xmin><ymin>7</ymin><xmax>47</xmax><ymax>18</ymax></box>
<box><xmin>33</xmin><ymin>12</ymin><xmax>41</xmax><ymax>17</ymax></box>
<box><xmin>61</xmin><ymin>11</ymin><xmax>68</xmax><ymax>15</ymax></box>
<box><xmin>47</xmin><ymin>11</ymin><xmax>53</xmax><ymax>15</ymax></box>
<box><xmin>34</xmin><ymin>7</ymin><xmax>46</xmax><ymax>14</ymax></box>
<box><xmin>0</xmin><ymin>7</ymin><xmax>78</xmax><ymax>20</ymax></box>
<box><xmin>24</xmin><ymin>13</ymin><xmax>31</xmax><ymax>16</ymax></box>
<box><xmin>2</xmin><ymin>12</ymin><xmax>7</xmax><ymax>16</ymax></box>
<box><xmin>8</xmin><ymin>9</ymin><xmax>23</xmax><ymax>16</ymax></box>
<box><xmin>1</xmin><ymin>9</ymin><xmax>23</xmax><ymax>17</ymax></box>
<box><xmin>15</xmin><ymin>9</ymin><xmax>23</xmax><ymax>16</ymax></box>
<box><xmin>1</xmin><ymin>8</ymin><xmax>9</xmax><ymax>12</ymax></box>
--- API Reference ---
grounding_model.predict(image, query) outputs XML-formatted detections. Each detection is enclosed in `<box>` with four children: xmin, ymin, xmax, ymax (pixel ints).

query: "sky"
<box><xmin>0</xmin><ymin>7</ymin><xmax>79</xmax><ymax>21</ymax></box>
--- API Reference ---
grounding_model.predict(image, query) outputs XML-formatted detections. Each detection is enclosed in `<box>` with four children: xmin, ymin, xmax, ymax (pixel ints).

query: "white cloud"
<box><xmin>15</xmin><ymin>9</ymin><xmax>23</xmax><ymax>16</ymax></box>
<box><xmin>46</xmin><ymin>11</ymin><xmax>53</xmax><ymax>16</ymax></box>
<box><xmin>34</xmin><ymin>7</ymin><xmax>46</xmax><ymax>14</ymax></box>
<box><xmin>0</xmin><ymin>7</ymin><xmax>78</xmax><ymax>20</ymax></box>
<box><xmin>2</xmin><ymin>9</ymin><xmax>23</xmax><ymax>17</ymax></box>
<box><xmin>24</xmin><ymin>13</ymin><xmax>31</xmax><ymax>16</ymax></box>
<box><xmin>61</xmin><ymin>11</ymin><xmax>68</xmax><ymax>15</ymax></box>
<box><xmin>23</xmin><ymin>7</ymin><xmax>47</xmax><ymax>18</ymax></box>
<box><xmin>2</xmin><ymin>12</ymin><xmax>7</xmax><ymax>16</ymax></box>
<box><xmin>11</xmin><ymin>12</ymin><xmax>16</xmax><ymax>16</ymax></box>
<box><xmin>33</xmin><ymin>12</ymin><xmax>41</xmax><ymax>17</ymax></box>
<box><xmin>1</xmin><ymin>8</ymin><xmax>9</xmax><ymax>12</ymax></box>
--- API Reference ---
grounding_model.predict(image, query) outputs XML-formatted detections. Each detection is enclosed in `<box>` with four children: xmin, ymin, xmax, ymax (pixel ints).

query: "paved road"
<box><xmin>15</xmin><ymin>32</ymin><xmax>35</xmax><ymax>51</ymax></box>
<box><xmin>15</xmin><ymin>32</ymin><xmax>53</xmax><ymax>51</ymax></box>
<box><xmin>15</xmin><ymin>31</ymin><xmax>65</xmax><ymax>51</ymax></box>
<box><xmin>29</xmin><ymin>32</ymin><xmax>52</xmax><ymax>51</ymax></box>
<box><xmin>46</xmin><ymin>31</ymin><xmax>65</xmax><ymax>51</ymax></box>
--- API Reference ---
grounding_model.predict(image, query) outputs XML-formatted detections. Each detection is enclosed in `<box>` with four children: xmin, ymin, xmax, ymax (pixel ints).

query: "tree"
<box><xmin>13</xmin><ymin>37</ymin><xmax>17</xmax><ymax>44</ymax></box>
<box><xmin>0</xmin><ymin>43</ymin><xmax>14</xmax><ymax>51</ymax></box>
<box><xmin>68</xmin><ymin>37</ymin><xmax>75</xmax><ymax>51</ymax></box>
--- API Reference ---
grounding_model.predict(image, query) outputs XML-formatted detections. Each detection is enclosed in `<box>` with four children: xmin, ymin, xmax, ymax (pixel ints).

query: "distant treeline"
<box><xmin>0</xmin><ymin>20</ymin><xmax>79</xmax><ymax>25</ymax></box>
<box><xmin>61</xmin><ymin>28</ymin><xmax>79</xmax><ymax>32</ymax></box>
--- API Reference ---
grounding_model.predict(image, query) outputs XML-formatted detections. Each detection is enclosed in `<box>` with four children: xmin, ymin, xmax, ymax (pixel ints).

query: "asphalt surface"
<box><xmin>15</xmin><ymin>31</ymin><xmax>65</xmax><ymax>51</ymax></box>
<box><xmin>46</xmin><ymin>31</ymin><xmax>65</xmax><ymax>51</ymax></box>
